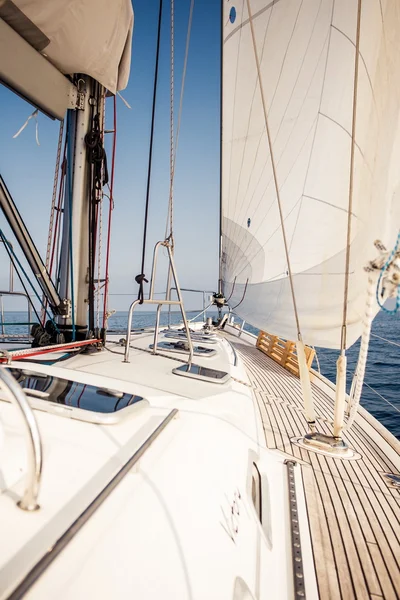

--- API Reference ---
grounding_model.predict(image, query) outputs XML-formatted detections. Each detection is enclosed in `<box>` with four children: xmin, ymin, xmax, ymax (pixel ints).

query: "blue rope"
<box><xmin>376</xmin><ymin>230</ymin><xmax>400</xmax><ymax>314</ymax></box>
<box><xmin>0</xmin><ymin>230</ymin><xmax>60</xmax><ymax>332</ymax></box>
<box><xmin>66</xmin><ymin>111</ymin><xmax>76</xmax><ymax>341</ymax></box>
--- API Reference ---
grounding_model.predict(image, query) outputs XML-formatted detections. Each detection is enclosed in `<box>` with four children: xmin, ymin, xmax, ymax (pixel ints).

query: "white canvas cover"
<box><xmin>2</xmin><ymin>0</ymin><xmax>133</xmax><ymax>92</ymax></box>
<box><xmin>221</xmin><ymin>0</ymin><xmax>400</xmax><ymax>349</ymax></box>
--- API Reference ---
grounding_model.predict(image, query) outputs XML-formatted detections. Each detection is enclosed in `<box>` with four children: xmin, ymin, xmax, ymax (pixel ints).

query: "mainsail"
<box><xmin>221</xmin><ymin>0</ymin><xmax>400</xmax><ymax>349</ymax></box>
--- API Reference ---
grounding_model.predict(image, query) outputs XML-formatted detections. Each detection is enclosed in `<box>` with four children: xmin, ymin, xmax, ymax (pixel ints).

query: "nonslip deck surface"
<box><xmin>233</xmin><ymin>341</ymin><xmax>400</xmax><ymax>600</ymax></box>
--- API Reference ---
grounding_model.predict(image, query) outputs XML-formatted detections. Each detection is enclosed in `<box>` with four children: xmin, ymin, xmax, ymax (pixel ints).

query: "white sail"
<box><xmin>221</xmin><ymin>0</ymin><xmax>400</xmax><ymax>349</ymax></box>
<box><xmin>1</xmin><ymin>0</ymin><xmax>133</xmax><ymax>93</ymax></box>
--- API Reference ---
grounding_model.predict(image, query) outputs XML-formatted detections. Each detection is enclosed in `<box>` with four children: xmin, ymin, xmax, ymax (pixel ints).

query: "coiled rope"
<box><xmin>343</xmin><ymin>237</ymin><xmax>400</xmax><ymax>431</ymax></box>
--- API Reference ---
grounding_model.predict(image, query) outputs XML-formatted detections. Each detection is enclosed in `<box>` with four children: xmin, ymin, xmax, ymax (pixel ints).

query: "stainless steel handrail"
<box><xmin>0</xmin><ymin>290</ymin><xmax>32</xmax><ymax>338</ymax></box>
<box><xmin>124</xmin><ymin>241</ymin><xmax>194</xmax><ymax>365</ymax></box>
<box><xmin>0</xmin><ymin>366</ymin><xmax>42</xmax><ymax>510</ymax></box>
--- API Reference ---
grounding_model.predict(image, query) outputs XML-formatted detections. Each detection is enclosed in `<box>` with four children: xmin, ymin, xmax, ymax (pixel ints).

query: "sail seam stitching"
<box><xmin>229</xmin><ymin>0</ymin><xmax>308</xmax><ymax>272</ymax></box>
<box><xmin>227</xmin><ymin>15</ymin><xmax>330</xmax><ymax>278</ymax></box>
<box><xmin>245</xmin><ymin>0</ymin><xmax>302</xmax><ymax>338</ymax></box>
<box><xmin>229</xmin><ymin>0</ymin><xmax>275</xmax><ymax>241</ymax></box>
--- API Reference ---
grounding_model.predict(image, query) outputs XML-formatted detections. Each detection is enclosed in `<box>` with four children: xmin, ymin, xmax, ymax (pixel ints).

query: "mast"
<box><xmin>57</xmin><ymin>77</ymin><xmax>105</xmax><ymax>341</ymax></box>
<box><xmin>218</xmin><ymin>0</ymin><xmax>224</xmax><ymax>296</ymax></box>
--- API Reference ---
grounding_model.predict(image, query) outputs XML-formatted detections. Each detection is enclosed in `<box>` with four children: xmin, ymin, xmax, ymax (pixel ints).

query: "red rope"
<box><xmin>102</xmin><ymin>95</ymin><xmax>117</xmax><ymax>329</ymax></box>
<box><xmin>49</xmin><ymin>157</ymin><xmax>67</xmax><ymax>279</ymax></box>
<box><xmin>0</xmin><ymin>339</ymin><xmax>101</xmax><ymax>363</ymax></box>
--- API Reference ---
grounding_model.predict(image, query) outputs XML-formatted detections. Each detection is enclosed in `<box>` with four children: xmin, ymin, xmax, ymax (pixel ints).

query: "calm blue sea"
<box><xmin>2</xmin><ymin>309</ymin><xmax>399</xmax><ymax>439</ymax></box>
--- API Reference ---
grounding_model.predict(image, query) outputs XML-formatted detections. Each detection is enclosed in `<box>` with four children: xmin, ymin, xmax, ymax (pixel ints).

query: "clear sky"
<box><xmin>0</xmin><ymin>0</ymin><xmax>221</xmax><ymax>312</ymax></box>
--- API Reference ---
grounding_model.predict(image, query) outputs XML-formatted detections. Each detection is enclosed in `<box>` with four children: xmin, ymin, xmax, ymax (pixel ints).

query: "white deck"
<box><xmin>0</xmin><ymin>327</ymin><xmax>300</xmax><ymax>599</ymax></box>
<box><xmin>224</xmin><ymin>327</ymin><xmax>400</xmax><ymax>600</ymax></box>
<box><xmin>1</xmin><ymin>324</ymin><xmax>399</xmax><ymax>599</ymax></box>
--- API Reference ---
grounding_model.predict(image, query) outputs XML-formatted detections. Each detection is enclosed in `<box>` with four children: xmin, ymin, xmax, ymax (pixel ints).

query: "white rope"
<box><xmin>246</xmin><ymin>0</ymin><xmax>316</xmax><ymax>430</ymax></box>
<box><xmin>167</xmin><ymin>0</ymin><xmax>175</xmax><ymax>244</ymax></box>
<box><xmin>13</xmin><ymin>109</ymin><xmax>40</xmax><ymax>145</ymax></box>
<box><xmin>343</xmin><ymin>237</ymin><xmax>400</xmax><ymax>431</ymax></box>
<box><xmin>165</xmin><ymin>0</ymin><xmax>195</xmax><ymax>243</ymax></box>
<box><xmin>343</xmin><ymin>272</ymin><xmax>377</xmax><ymax>431</ymax></box>
<box><xmin>188</xmin><ymin>303</ymin><xmax>213</xmax><ymax>322</ymax></box>
<box><xmin>116</xmin><ymin>92</ymin><xmax>132</xmax><ymax>109</ymax></box>
<box><xmin>341</xmin><ymin>0</ymin><xmax>362</xmax><ymax>350</ymax></box>
<box><xmin>311</xmin><ymin>346</ymin><xmax>321</xmax><ymax>375</ymax></box>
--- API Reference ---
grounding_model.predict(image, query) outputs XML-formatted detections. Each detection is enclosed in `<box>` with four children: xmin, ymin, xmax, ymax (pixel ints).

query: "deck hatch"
<box><xmin>6</xmin><ymin>368</ymin><xmax>143</xmax><ymax>413</ymax></box>
<box><xmin>172</xmin><ymin>363</ymin><xmax>230</xmax><ymax>384</ymax></box>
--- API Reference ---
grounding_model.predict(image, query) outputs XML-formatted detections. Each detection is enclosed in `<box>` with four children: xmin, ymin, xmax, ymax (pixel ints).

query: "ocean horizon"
<box><xmin>1</xmin><ymin>309</ymin><xmax>399</xmax><ymax>439</ymax></box>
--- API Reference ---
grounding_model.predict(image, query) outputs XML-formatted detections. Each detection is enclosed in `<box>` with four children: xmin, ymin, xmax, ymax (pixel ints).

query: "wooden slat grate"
<box><xmin>256</xmin><ymin>331</ymin><xmax>315</xmax><ymax>378</ymax></box>
<box><xmin>230</xmin><ymin>339</ymin><xmax>400</xmax><ymax>600</ymax></box>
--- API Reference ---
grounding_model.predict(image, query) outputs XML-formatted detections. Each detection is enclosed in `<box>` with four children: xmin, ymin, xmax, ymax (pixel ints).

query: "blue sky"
<box><xmin>0</xmin><ymin>0</ymin><xmax>221</xmax><ymax>312</ymax></box>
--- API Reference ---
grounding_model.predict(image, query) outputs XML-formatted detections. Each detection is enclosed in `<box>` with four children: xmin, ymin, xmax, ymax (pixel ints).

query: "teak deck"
<box><xmin>232</xmin><ymin>339</ymin><xmax>400</xmax><ymax>600</ymax></box>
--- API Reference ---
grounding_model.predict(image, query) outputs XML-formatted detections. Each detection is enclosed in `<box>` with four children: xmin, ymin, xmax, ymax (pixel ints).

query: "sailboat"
<box><xmin>0</xmin><ymin>0</ymin><xmax>400</xmax><ymax>598</ymax></box>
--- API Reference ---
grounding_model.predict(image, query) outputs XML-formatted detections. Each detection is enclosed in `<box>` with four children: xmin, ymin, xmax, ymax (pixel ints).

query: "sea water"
<box><xmin>2</xmin><ymin>309</ymin><xmax>399</xmax><ymax>439</ymax></box>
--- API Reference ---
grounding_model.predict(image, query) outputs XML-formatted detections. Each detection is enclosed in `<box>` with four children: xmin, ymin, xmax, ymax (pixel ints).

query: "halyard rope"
<box><xmin>341</xmin><ymin>0</ymin><xmax>362</xmax><ymax>351</ymax></box>
<box><xmin>165</xmin><ymin>0</ymin><xmax>195</xmax><ymax>245</ymax></box>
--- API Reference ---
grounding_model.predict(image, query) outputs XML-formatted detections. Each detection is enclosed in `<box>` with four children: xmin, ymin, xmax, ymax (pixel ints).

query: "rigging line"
<box><xmin>136</xmin><ymin>0</ymin><xmax>163</xmax><ymax>304</ymax></box>
<box><xmin>225</xmin><ymin>276</ymin><xmax>237</xmax><ymax>302</ymax></box>
<box><xmin>97</xmin><ymin>92</ymin><xmax>107</xmax><ymax>330</ymax></box>
<box><xmin>231</xmin><ymin>278</ymin><xmax>249</xmax><ymax>310</ymax></box>
<box><xmin>246</xmin><ymin>0</ymin><xmax>301</xmax><ymax>338</ymax></box>
<box><xmin>0</xmin><ymin>230</ymin><xmax>53</xmax><ymax>329</ymax></box>
<box><xmin>370</xmin><ymin>333</ymin><xmax>400</xmax><ymax>348</ymax></box>
<box><xmin>219</xmin><ymin>0</ymin><xmax>223</xmax><ymax>294</ymax></box>
<box><xmin>166</xmin><ymin>0</ymin><xmax>175</xmax><ymax>244</ymax></box>
<box><xmin>363</xmin><ymin>382</ymin><xmax>400</xmax><ymax>415</ymax></box>
<box><xmin>165</xmin><ymin>0</ymin><xmax>195</xmax><ymax>244</ymax></box>
<box><xmin>341</xmin><ymin>0</ymin><xmax>362</xmax><ymax>351</ymax></box>
<box><xmin>103</xmin><ymin>95</ymin><xmax>117</xmax><ymax>330</ymax></box>
<box><xmin>45</xmin><ymin>120</ymin><xmax>64</xmax><ymax>272</ymax></box>
<box><xmin>42</xmin><ymin>135</ymin><xmax>68</xmax><ymax>326</ymax></box>
<box><xmin>66</xmin><ymin>110</ymin><xmax>76</xmax><ymax>341</ymax></box>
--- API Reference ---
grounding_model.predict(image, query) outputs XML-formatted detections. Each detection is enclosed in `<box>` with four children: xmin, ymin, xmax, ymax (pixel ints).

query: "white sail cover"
<box><xmin>221</xmin><ymin>0</ymin><xmax>400</xmax><ymax>349</ymax></box>
<box><xmin>1</xmin><ymin>0</ymin><xmax>133</xmax><ymax>92</ymax></box>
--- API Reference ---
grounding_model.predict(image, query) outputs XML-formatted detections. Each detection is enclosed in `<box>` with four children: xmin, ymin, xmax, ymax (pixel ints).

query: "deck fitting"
<box><xmin>304</xmin><ymin>432</ymin><xmax>348</xmax><ymax>453</ymax></box>
<box><xmin>292</xmin><ymin>432</ymin><xmax>361</xmax><ymax>460</ymax></box>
